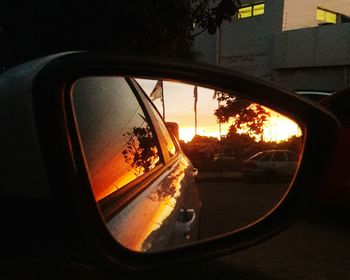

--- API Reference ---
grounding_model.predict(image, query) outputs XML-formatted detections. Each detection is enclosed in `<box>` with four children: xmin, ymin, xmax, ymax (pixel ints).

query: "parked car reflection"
<box><xmin>242</xmin><ymin>150</ymin><xmax>299</xmax><ymax>181</ymax></box>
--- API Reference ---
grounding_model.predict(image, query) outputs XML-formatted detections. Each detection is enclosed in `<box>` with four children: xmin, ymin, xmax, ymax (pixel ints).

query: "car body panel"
<box><xmin>106</xmin><ymin>155</ymin><xmax>200</xmax><ymax>252</ymax></box>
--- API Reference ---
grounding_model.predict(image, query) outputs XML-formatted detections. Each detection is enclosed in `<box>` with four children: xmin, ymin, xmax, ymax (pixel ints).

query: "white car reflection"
<box><xmin>242</xmin><ymin>150</ymin><xmax>299</xmax><ymax>181</ymax></box>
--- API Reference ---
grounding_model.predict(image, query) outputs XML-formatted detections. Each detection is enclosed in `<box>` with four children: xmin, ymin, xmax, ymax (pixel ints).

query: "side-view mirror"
<box><xmin>0</xmin><ymin>52</ymin><xmax>339</xmax><ymax>271</ymax></box>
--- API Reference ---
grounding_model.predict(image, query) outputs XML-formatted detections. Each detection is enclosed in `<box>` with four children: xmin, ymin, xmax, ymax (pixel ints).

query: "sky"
<box><xmin>136</xmin><ymin>78</ymin><xmax>301</xmax><ymax>143</ymax></box>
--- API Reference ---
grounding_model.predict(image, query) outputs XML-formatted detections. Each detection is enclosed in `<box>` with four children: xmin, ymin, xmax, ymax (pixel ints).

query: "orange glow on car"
<box><xmin>106</xmin><ymin>157</ymin><xmax>189</xmax><ymax>252</ymax></box>
<box><xmin>90</xmin><ymin>147</ymin><xmax>160</xmax><ymax>201</ymax></box>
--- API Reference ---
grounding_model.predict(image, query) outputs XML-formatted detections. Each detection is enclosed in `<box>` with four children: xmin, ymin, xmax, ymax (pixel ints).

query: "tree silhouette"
<box><xmin>214</xmin><ymin>92</ymin><xmax>270</xmax><ymax>141</ymax></box>
<box><xmin>1</xmin><ymin>0</ymin><xmax>241</xmax><ymax>68</ymax></box>
<box><xmin>191</xmin><ymin>0</ymin><xmax>241</xmax><ymax>36</ymax></box>
<box><xmin>122</xmin><ymin>121</ymin><xmax>160</xmax><ymax>177</ymax></box>
<box><xmin>223</xmin><ymin>128</ymin><xmax>259</xmax><ymax>160</ymax></box>
<box><xmin>191</xmin><ymin>134</ymin><xmax>219</xmax><ymax>144</ymax></box>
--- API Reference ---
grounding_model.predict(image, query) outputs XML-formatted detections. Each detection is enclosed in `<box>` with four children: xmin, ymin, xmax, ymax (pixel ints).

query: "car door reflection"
<box><xmin>106</xmin><ymin>156</ymin><xmax>200</xmax><ymax>252</ymax></box>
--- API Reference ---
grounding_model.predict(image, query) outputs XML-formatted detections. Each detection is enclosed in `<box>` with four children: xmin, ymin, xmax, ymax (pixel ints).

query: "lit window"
<box><xmin>238</xmin><ymin>3</ymin><xmax>264</xmax><ymax>19</ymax></box>
<box><xmin>325</xmin><ymin>12</ymin><xmax>336</xmax><ymax>24</ymax></box>
<box><xmin>253</xmin><ymin>3</ymin><xmax>264</xmax><ymax>16</ymax></box>
<box><xmin>239</xmin><ymin>6</ymin><xmax>252</xmax><ymax>18</ymax></box>
<box><xmin>316</xmin><ymin>8</ymin><xmax>337</xmax><ymax>24</ymax></box>
<box><xmin>316</xmin><ymin>9</ymin><xmax>324</xmax><ymax>21</ymax></box>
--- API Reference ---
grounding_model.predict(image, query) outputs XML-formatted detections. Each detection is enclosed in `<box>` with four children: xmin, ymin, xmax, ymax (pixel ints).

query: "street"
<box><xmin>145</xmin><ymin>179</ymin><xmax>350</xmax><ymax>279</ymax></box>
<box><xmin>196</xmin><ymin>178</ymin><xmax>290</xmax><ymax>239</ymax></box>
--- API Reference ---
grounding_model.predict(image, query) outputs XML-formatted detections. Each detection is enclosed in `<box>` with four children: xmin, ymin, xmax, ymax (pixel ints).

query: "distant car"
<box><xmin>213</xmin><ymin>153</ymin><xmax>236</xmax><ymax>161</ymax></box>
<box><xmin>242</xmin><ymin>150</ymin><xmax>299</xmax><ymax>181</ymax></box>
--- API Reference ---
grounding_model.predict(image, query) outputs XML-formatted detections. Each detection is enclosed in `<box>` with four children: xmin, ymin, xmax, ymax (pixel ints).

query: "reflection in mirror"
<box><xmin>72</xmin><ymin>77</ymin><xmax>162</xmax><ymax>201</ymax></box>
<box><xmin>71</xmin><ymin>77</ymin><xmax>303</xmax><ymax>253</ymax></box>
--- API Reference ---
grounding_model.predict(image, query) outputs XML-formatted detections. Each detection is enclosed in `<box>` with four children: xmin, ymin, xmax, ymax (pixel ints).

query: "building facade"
<box><xmin>193</xmin><ymin>0</ymin><xmax>350</xmax><ymax>91</ymax></box>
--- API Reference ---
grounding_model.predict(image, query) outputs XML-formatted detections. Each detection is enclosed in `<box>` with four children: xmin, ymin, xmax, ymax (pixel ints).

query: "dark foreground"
<box><xmin>144</xmin><ymin>205</ymin><xmax>350</xmax><ymax>280</ymax></box>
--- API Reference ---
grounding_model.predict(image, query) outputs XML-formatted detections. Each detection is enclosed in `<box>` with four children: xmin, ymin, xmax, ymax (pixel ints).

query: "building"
<box><xmin>193</xmin><ymin>0</ymin><xmax>350</xmax><ymax>91</ymax></box>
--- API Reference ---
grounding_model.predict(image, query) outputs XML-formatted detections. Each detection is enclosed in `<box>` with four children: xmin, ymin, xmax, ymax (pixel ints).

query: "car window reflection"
<box><xmin>147</xmin><ymin>99</ymin><xmax>177</xmax><ymax>157</ymax></box>
<box><xmin>72</xmin><ymin>77</ymin><xmax>162</xmax><ymax>201</ymax></box>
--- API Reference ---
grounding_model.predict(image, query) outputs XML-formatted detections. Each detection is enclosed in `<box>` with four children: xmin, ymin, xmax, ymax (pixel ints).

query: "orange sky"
<box><xmin>136</xmin><ymin>79</ymin><xmax>301</xmax><ymax>143</ymax></box>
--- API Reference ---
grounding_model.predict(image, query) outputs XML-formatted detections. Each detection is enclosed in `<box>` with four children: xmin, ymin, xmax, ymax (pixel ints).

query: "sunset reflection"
<box><xmin>72</xmin><ymin>77</ymin><xmax>162</xmax><ymax>202</ymax></box>
<box><xmin>91</xmin><ymin>123</ymin><xmax>160</xmax><ymax>201</ymax></box>
<box><xmin>137</xmin><ymin>79</ymin><xmax>301</xmax><ymax>143</ymax></box>
<box><xmin>178</xmin><ymin>113</ymin><xmax>300</xmax><ymax>143</ymax></box>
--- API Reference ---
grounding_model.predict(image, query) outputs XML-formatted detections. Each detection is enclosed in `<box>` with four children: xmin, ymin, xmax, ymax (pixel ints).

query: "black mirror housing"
<box><xmin>0</xmin><ymin>52</ymin><xmax>339</xmax><ymax>271</ymax></box>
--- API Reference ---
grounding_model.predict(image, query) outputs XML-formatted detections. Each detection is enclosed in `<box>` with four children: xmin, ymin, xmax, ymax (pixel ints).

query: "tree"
<box><xmin>191</xmin><ymin>134</ymin><xmax>219</xmax><ymax>144</ymax></box>
<box><xmin>224</xmin><ymin>127</ymin><xmax>259</xmax><ymax>160</ymax></box>
<box><xmin>122</xmin><ymin>121</ymin><xmax>160</xmax><ymax>177</ymax></box>
<box><xmin>191</xmin><ymin>0</ymin><xmax>241</xmax><ymax>36</ymax></box>
<box><xmin>1</xmin><ymin>0</ymin><xmax>241</xmax><ymax>68</ymax></box>
<box><xmin>275</xmin><ymin>135</ymin><xmax>303</xmax><ymax>154</ymax></box>
<box><xmin>214</xmin><ymin>92</ymin><xmax>270</xmax><ymax>141</ymax></box>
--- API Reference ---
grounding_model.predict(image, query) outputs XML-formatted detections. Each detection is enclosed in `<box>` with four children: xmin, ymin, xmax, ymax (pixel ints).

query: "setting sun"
<box><xmin>178</xmin><ymin>113</ymin><xmax>301</xmax><ymax>143</ymax></box>
<box><xmin>179</xmin><ymin>127</ymin><xmax>196</xmax><ymax>142</ymax></box>
<box><xmin>136</xmin><ymin>79</ymin><xmax>302</xmax><ymax>143</ymax></box>
<box><xmin>263</xmin><ymin>114</ymin><xmax>301</xmax><ymax>142</ymax></box>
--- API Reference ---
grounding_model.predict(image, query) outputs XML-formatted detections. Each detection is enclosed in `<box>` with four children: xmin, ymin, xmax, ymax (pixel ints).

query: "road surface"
<box><xmin>144</xmin><ymin>179</ymin><xmax>350</xmax><ymax>280</ymax></box>
<box><xmin>196</xmin><ymin>179</ymin><xmax>289</xmax><ymax>239</ymax></box>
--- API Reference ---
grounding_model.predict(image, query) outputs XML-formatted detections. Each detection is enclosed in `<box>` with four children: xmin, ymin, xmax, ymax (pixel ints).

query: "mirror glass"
<box><xmin>71</xmin><ymin>76</ymin><xmax>303</xmax><ymax>253</ymax></box>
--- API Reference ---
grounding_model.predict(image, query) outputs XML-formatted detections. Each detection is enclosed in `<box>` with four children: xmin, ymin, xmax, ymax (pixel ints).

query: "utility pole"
<box><xmin>194</xmin><ymin>86</ymin><xmax>198</xmax><ymax>135</ymax></box>
<box><xmin>216</xmin><ymin>26</ymin><xmax>223</xmax><ymax>180</ymax></box>
<box><xmin>216</xmin><ymin>26</ymin><xmax>222</xmax><ymax>141</ymax></box>
<box><xmin>161</xmin><ymin>81</ymin><xmax>165</xmax><ymax>120</ymax></box>
<box><xmin>216</xmin><ymin>27</ymin><xmax>221</xmax><ymax>66</ymax></box>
